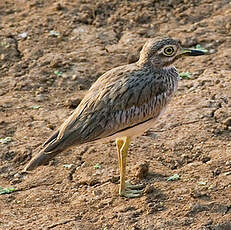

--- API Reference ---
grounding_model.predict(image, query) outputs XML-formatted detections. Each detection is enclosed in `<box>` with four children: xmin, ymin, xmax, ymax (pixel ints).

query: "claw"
<box><xmin>120</xmin><ymin>193</ymin><xmax>141</xmax><ymax>198</ymax></box>
<box><xmin>120</xmin><ymin>189</ymin><xmax>143</xmax><ymax>198</ymax></box>
<box><xmin>119</xmin><ymin>181</ymin><xmax>145</xmax><ymax>198</ymax></box>
<box><xmin>125</xmin><ymin>180</ymin><xmax>145</xmax><ymax>190</ymax></box>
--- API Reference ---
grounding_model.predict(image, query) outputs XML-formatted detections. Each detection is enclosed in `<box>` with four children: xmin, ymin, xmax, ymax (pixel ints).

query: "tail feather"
<box><xmin>42</xmin><ymin>130</ymin><xmax>59</xmax><ymax>147</ymax></box>
<box><xmin>24</xmin><ymin>127</ymin><xmax>81</xmax><ymax>171</ymax></box>
<box><xmin>24</xmin><ymin>136</ymin><xmax>67</xmax><ymax>171</ymax></box>
<box><xmin>24</xmin><ymin>148</ymin><xmax>62</xmax><ymax>171</ymax></box>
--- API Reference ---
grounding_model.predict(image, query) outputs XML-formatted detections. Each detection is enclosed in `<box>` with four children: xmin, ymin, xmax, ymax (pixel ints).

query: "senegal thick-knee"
<box><xmin>24</xmin><ymin>37</ymin><xmax>206</xmax><ymax>198</ymax></box>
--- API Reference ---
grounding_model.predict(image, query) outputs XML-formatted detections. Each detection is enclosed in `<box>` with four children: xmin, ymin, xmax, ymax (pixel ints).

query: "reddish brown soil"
<box><xmin>1</xmin><ymin>0</ymin><xmax>231</xmax><ymax>229</ymax></box>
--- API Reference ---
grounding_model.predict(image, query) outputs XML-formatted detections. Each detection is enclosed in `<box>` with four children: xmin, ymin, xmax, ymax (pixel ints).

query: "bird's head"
<box><xmin>138</xmin><ymin>37</ymin><xmax>206</xmax><ymax>68</ymax></box>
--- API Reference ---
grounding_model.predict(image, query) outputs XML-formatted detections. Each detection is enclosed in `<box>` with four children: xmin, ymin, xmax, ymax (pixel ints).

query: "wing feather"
<box><xmin>46</xmin><ymin>64</ymin><xmax>178</xmax><ymax>148</ymax></box>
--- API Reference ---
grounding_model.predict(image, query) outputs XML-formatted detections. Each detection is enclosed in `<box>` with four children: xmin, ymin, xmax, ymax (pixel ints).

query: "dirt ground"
<box><xmin>0</xmin><ymin>0</ymin><xmax>231</xmax><ymax>229</ymax></box>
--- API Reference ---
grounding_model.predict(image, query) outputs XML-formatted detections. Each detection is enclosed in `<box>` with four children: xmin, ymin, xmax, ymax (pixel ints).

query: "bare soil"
<box><xmin>1</xmin><ymin>0</ymin><xmax>231</xmax><ymax>229</ymax></box>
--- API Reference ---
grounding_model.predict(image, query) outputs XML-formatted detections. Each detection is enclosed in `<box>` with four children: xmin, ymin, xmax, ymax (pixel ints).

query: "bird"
<box><xmin>24</xmin><ymin>37</ymin><xmax>206</xmax><ymax>198</ymax></box>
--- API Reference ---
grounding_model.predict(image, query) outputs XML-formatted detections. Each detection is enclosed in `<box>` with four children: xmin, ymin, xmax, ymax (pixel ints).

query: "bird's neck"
<box><xmin>162</xmin><ymin>65</ymin><xmax>176</xmax><ymax>71</ymax></box>
<box><xmin>137</xmin><ymin>59</ymin><xmax>176</xmax><ymax>73</ymax></box>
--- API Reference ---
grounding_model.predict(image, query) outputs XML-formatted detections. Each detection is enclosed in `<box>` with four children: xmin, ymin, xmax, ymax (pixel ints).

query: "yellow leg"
<box><xmin>116</xmin><ymin>136</ymin><xmax>144</xmax><ymax>198</ymax></box>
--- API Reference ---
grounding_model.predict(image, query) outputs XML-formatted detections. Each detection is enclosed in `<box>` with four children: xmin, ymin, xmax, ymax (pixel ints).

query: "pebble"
<box><xmin>223</xmin><ymin>117</ymin><xmax>231</xmax><ymax>127</ymax></box>
<box><xmin>14</xmin><ymin>173</ymin><xmax>22</xmax><ymax>178</ymax></box>
<box><xmin>35</xmin><ymin>94</ymin><xmax>45</xmax><ymax>102</ymax></box>
<box><xmin>92</xmin><ymin>189</ymin><xmax>102</xmax><ymax>196</ymax></box>
<box><xmin>134</xmin><ymin>161</ymin><xmax>149</xmax><ymax>179</ymax></box>
<box><xmin>65</xmin><ymin>98</ymin><xmax>82</xmax><ymax>109</ymax></box>
<box><xmin>72</xmin><ymin>74</ymin><xmax>78</xmax><ymax>81</ymax></box>
<box><xmin>56</xmin><ymin>3</ymin><xmax>63</xmax><ymax>11</ymax></box>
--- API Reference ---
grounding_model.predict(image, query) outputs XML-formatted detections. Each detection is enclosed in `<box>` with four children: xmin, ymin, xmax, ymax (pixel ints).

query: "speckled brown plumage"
<box><xmin>24</xmin><ymin>37</ymin><xmax>206</xmax><ymax>197</ymax></box>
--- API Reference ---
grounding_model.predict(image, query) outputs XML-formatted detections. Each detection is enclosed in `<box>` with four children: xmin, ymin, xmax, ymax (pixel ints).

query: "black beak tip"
<box><xmin>188</xmin><ymin>49</ymin><xmax>207</xmax><ymax>56</ymax></box>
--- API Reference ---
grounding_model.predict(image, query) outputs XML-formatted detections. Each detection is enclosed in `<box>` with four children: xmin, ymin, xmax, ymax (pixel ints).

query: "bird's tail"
<box><xmin>24</xmin><ymin>124</ymin><xmax>82</xmax><ymax>171</ymax></box>
<box><xmin>23</xmin><ymin>147</ymin><xmax>62</xmax><ymax>171</ymax></box>
<box><xmin>24</xmin><ymin>130</ymin><xmax>68</xmax><ymax>171</ymax></box>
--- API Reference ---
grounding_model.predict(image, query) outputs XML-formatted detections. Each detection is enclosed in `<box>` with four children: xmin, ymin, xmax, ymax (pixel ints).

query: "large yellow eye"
<box><xmin>163</xmin><ymin>46</ymin><xmax>175</xmax><ymax>56</ymax></box>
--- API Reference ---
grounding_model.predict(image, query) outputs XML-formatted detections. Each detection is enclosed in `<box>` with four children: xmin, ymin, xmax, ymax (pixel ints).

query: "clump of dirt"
<box><xmin>1</xmin><ymin>0</ymin><xmax>231</xmax><ymax>229</ymax></box>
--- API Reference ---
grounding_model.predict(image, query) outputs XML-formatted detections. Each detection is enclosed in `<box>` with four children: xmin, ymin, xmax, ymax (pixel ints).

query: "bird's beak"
<box><xmin>179</xmin><ymin>48</ymin><xmax>208</xmax><ymax>56</ymax></box>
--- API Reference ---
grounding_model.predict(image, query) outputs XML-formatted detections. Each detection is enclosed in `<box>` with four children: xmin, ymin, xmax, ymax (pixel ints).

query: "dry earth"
<box><xmin>0</xmin><ymin>0</ymin><xmax>231</xmax><ymax>229</ymax></box>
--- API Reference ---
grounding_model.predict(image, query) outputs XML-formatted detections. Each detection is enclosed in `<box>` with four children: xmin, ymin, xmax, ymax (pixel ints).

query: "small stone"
<box><xmin>65</xmin><ymin>98</ymin><xmax>82</xmax><ymax>109</ymax></box>
<box><xmin>213</xmin><ymin>168</ymin><xmax>221</xmax><ymax>177</ymax></box>
<box><xmin>56</xmin><ymin>3</ymin><xmax>63</xmax><ymax>11</ymax></box>
<box><xmin>201</xmin><ymin>156</ymin><xmax>211</xmax><ymax>163</ymax></box>
<box><xmin>47</xmin><ymin>124</ymin><xmax>55</xmax><ymax>130</ymax></box>
<box><xmin>14</xmin><ymin>173</ymin><xmax>22</xmax><ymax>178</ymax></box>
<box><xmin>127</xmin><ymin>54</ymin><xmax>139</xmax><ymax>64</ymax></box>
<box><xmin>78</xmin><ymin>84</ymin><xmax>85</xmax><ymax>90</ymax></box>
<box><xmin>215</xmin><ymin>79</ymin><xmax>220</xmax><ymax>84</ymax></box>
<box><xmin>223</xmin><ymin>117</ymin><xmax>231</xmax><ymax>127</ymax></box>
<box><xmin>92</xmin><ymin>189</ymin><xmax>102</xmax><ymax>196</ymax></box>
<box><xmin>18</xmin><ymin>32</ymin><xmax>28</xmax><ymax>39</ymax></box>
<box><xmin>225</xmin><ymin>23</ymin><xmax>230</xmax><ymax>30</ymax></box>
<box><xmin>134</xmin><ymin>161</ymin><xmax>149</xmax><ymax>179</ymax></box>
<box><xmin>49</xmin><ymin>30</ymin><xmax>60</xmax><ymax>37</ymax></box>
<box><xmin>72</xmin><ymin>74</ymin><xmax>78</xmax><ymax>80</ymax></box>
<box><xmin>144</xmin><ymin>184</ymin><xmax>156</xmax><ymax>194</ymax></box>
<box><xmin>209</xmin><ymin>49</ymin><xmax>216</xmax><ymax>54</ymax></box>
<box><xmin>110</xmin><ymin>176</ymin><xmax>119</xmax><ymax>183</ymax></box>
<box><xmin>88</xmin><ymin>179</ymin><xmax>99</xmax><ymax>186</ymax></box>
<box><xmin>35</xmin><ymin>94</ymin><xmax>45</xmax><ymax>102</ymax></box>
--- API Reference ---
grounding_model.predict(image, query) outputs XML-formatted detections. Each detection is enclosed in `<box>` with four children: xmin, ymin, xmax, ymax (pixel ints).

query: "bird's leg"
<box><xmin>116</xmin><ymin>138</ymin><xmax>123</xmax><ymax>178</ymax></box>
<box><xmin>116</xmin><ymin>137</ymin><xmax>144</xmax><ymax>198</ymax></box>
<box><xmin>116</xmin><ymin>137</ymin><xmax>126</xmax><ymax>194</ymax></box>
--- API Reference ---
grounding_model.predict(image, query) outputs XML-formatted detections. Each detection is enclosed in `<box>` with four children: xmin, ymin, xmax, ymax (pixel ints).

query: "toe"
<box><xmin>119</xmin><ymin>184</ymin><xmax>144</xmax><ymax>198</ymax></box>
<box><xmin>120</xmin><ymin>190</ymin><xmax>142</xmax><ymax>198</ymax></box>
<box><xmin>125</xmin><ymin>180</ymin><xmax>145</xmax><ymax>190</ymax></box>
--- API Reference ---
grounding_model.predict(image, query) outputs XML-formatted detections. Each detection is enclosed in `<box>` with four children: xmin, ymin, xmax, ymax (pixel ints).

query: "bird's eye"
<box><xmin>163</xmin><ymin>46</ymin><xmax>175</xmax><ymax>56</ymax></box>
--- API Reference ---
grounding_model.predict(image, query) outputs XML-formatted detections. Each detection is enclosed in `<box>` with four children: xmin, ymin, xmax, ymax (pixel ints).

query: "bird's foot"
<box><xmin>119</xmin><ymin>181</ymin><xmax>145</xmax><ymax>198</ymax></box>
<box><xmin>125</xmin><ymin>180</ymin><xmax>144</xmax><ymax>190</ymax></box>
